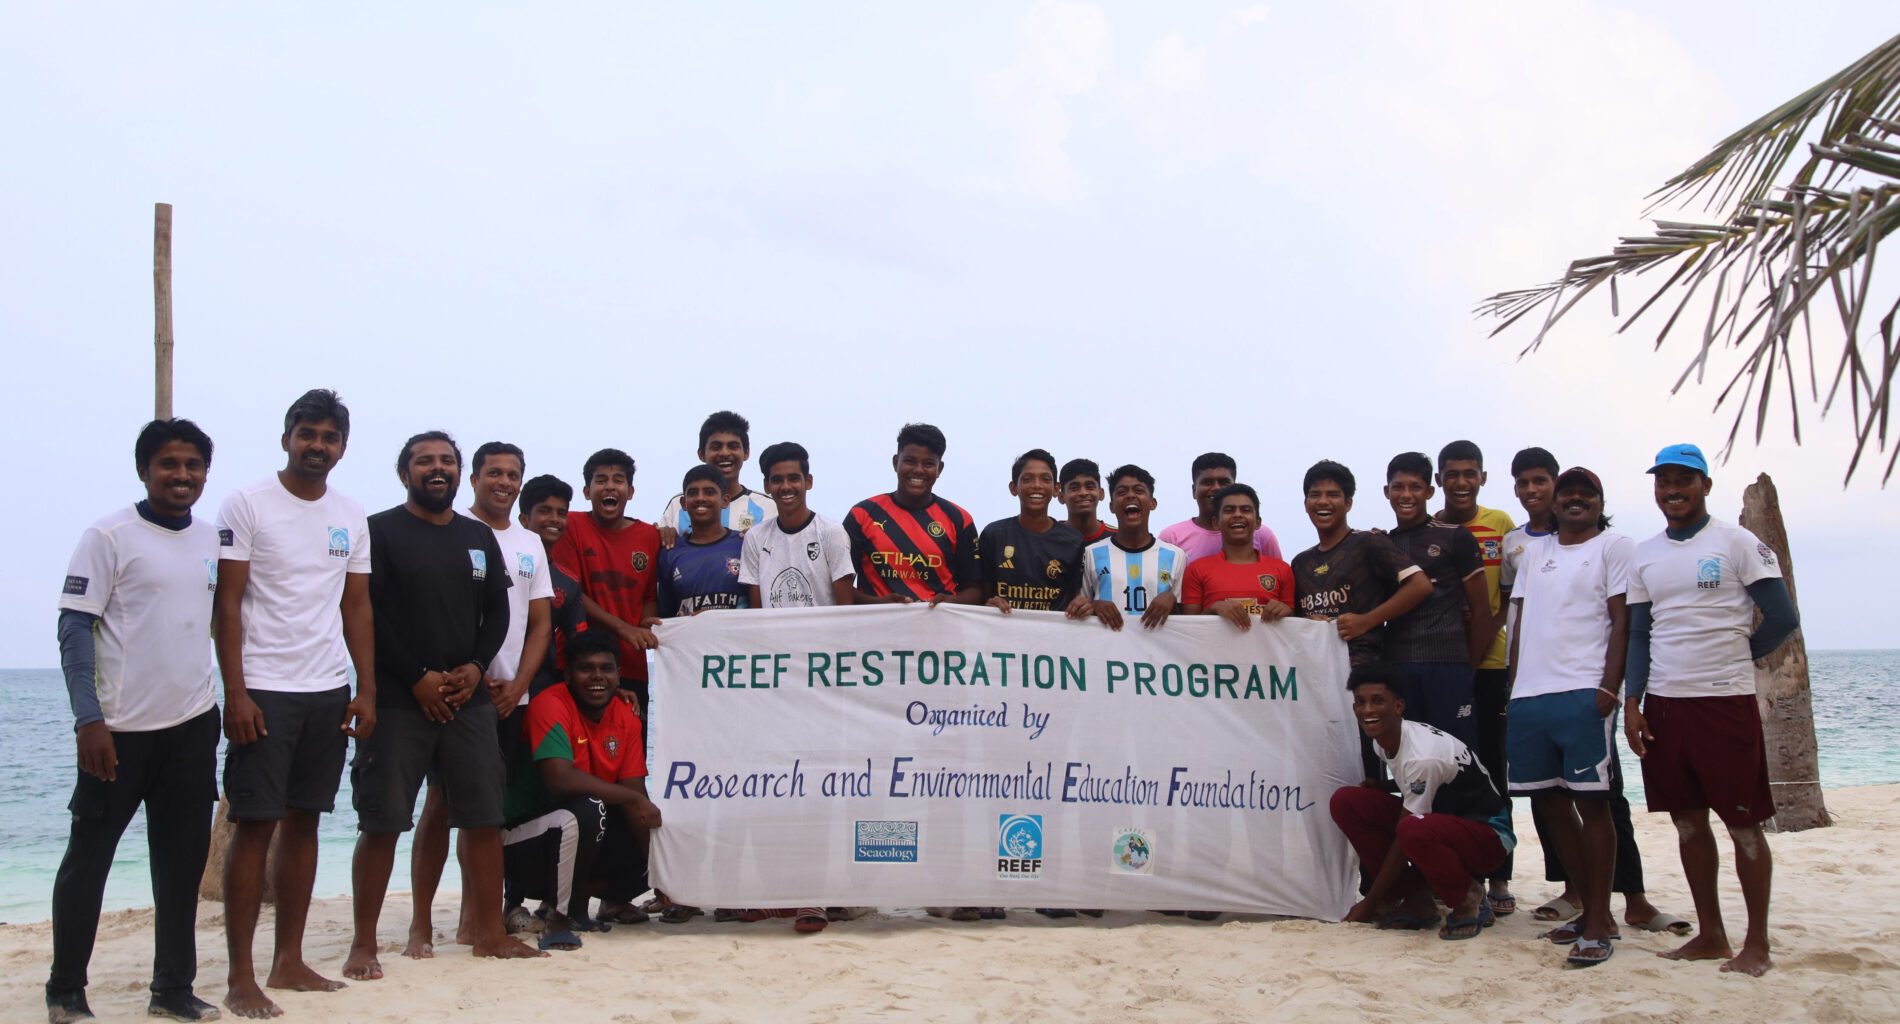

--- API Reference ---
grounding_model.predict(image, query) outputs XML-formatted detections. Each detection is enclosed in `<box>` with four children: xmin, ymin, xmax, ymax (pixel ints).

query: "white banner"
<box><xmin>648</xmin><ymin>604</ymin><xmax>1359</xmax><ymax>920</ymax></box>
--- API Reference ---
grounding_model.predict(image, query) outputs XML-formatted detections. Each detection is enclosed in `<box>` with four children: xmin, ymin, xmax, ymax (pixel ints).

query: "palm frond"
<box><xmin>1479</xmin><ymin>33</ymin><xmax>1900</xmax><ymax>485</ymax></box>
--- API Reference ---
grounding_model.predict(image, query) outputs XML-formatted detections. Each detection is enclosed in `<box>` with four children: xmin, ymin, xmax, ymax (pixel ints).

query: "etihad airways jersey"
<box><xmin>1085</xmin><ymin>535</ymin><xmax>1188</xmax><ymax>616</ymax></box>
<box><xmin>844</xmin><ymin>493</ymin><xmax>980</xmax><ymax>601</ymax></box>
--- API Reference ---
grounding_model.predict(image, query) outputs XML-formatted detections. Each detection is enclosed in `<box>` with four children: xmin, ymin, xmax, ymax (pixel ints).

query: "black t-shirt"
<box><xmin>1383</xmin><ymin>519</ymin><xmax>1483</xmax><ymax>664</ymax></box>
<box><xmin>977</xmin><ymin>517</ymin><xmax>1088</xmax><ymax>611</ymax></box>
<box><xmin>530</xmin><ymin>561</ymin><xmax>586</xmax><ymax>698</ymax></box>
<box><xmin>1291</xmin><ymin>530</ymin><xmax>1419</xmax><ymax>665</ymax></box>
<box><xmin>368</xmin><ymin>506</ymin><xmax>512</xmax><ymax>710</ymax></box>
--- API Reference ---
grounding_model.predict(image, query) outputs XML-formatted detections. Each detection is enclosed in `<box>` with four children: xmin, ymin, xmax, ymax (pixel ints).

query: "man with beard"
<box><xmin>214</xmin><ymin>389</ymin><xmax>375</xmax><ymax>1017</ymax></box>
<box><xmin>406</xmin><ymin>442</ymin><xmax>554</xmax><ymax>958</ymax></box>
<box><xmin>49</xmin><ymin>419</ymin><xmax>222</xmax><ymax>1024</ymax></box>
<box><xmin>345</xmin><ymin>432</ymin><xmax>541</xmax><ymax>981</ymax></box>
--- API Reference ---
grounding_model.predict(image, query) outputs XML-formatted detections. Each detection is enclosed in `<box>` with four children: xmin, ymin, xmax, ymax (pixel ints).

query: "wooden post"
<box><xmin>153</xmin><ymin>202</ymin><xmax>174</xmax><ymax>420</ymax></box>
<box><xmin>1739</xmin><ymin>473</ymin><xmax>1829</xmax><ymax>831</ymax></box>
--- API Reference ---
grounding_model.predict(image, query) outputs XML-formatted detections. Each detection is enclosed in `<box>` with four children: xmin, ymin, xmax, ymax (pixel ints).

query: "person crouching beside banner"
<box><xmin>501</xmin><ymin>630</ymin><xmax>661</xmax><ymax>951</ymax></box>
<box><xmin>1331</xmin><ymin>663</ymin><xmax>1515</xmax><ymax>940</ymax></box>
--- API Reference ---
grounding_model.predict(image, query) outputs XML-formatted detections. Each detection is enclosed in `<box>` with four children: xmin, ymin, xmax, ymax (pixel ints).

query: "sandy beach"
<box><xmin>5</xmin><ymin>784</ymin><xmax>1898</xmax><ymax>1023</ymax></box>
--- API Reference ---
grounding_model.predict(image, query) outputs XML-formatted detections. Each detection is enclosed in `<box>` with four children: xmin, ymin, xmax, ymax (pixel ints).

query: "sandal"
<box><xmin>794</xmin><ymin>907</ymin><xmax>828</xmax><ymax>933</ymax></box>
<box><xmin>1532</xmin><ymin>897</ymin><xmax>1578</xmax><ymax>922</ymax></box>
<box><xmin>659</xmin><ymin>903</ymin><xmax>702</xmax><ymax>925</ymax></box>
<box><xmin>1566</xmin><ymin>937</ymin><xmax>1614</xmax><ymax>967</ymax></box>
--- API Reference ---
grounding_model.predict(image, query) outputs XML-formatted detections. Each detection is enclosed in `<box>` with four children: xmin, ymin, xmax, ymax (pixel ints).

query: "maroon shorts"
<box><xmin>1639</xmin><ymin>694</ymin><xmax>1774</xmax><ymax>827</ymax></box>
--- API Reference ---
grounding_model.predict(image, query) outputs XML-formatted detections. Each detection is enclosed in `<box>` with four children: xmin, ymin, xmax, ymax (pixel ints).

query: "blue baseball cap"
<box><xmin>1647</xmin><ymin>443</ymin><xmax>1708</xmax><ymax>475</ymax></box>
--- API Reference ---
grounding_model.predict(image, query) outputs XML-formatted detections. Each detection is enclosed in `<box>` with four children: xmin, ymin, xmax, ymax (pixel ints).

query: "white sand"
<box><xmin>6</xmin><ymin>785</ymin><xmax>1900</xmax><ymax>1023</ymax></box>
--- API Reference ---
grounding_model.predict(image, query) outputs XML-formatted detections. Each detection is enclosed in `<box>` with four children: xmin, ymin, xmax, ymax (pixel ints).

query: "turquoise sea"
<box><xmin>3</xmin><ymin>651</ymin><xmax>1897</xmax><ymax>923</ymax></box>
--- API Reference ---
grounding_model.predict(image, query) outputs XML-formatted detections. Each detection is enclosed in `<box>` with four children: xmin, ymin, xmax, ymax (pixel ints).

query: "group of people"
<box><xmin>48</xmin><ymin>391</ymin><xmax>1799</xmax><ymax>1023</ymax></box>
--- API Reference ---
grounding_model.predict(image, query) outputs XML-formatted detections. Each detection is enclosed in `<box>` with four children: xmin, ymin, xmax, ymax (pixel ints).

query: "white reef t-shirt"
<box><xmin>465</xmin><ymin>512</ymin><xmax>556</xmax><ymax>694</ymax></box>
<box><xmin>1627</xmin><ymin>519</ymin><xmax>1782</xmax><ymax>698</ymax></box>
<box><xmin>1510</xmin><ymin>531</ymin><xmax>1634</xmax><ymax>700</ymax></box>
<box><xmin>216</xmin><ymin>477</ymin><xmax>371</xmax><ymax>693</ymax></box>
<box><xmin>60</xmin><ymin>507</ymin><xmax>219</xmax><ymax>731</ymax></box>
<box><xmin>738</xmin><ymin>512</ymin><xmax>854</xmax><ymax>608</ymax></box>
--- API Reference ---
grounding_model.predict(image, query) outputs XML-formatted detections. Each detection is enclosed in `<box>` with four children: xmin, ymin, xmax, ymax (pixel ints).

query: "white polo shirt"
<box><xmin>1627</xmin><ymin>519</ymin><xmax>1781</xmax><ymax>698</ymax></box>
<box><xmin>59</xmin><ymin>507</ymin><xmax>219</xmax><ymax>731</ymax></box>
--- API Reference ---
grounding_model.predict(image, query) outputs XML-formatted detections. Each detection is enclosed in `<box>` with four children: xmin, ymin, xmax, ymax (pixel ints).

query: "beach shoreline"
<box><xmin>5</xmin><ymin>783</ymin><xmax>1898</xmax><ymax>1022</ymax></box>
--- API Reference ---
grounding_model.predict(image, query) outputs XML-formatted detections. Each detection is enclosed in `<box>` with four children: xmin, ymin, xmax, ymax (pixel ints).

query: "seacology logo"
<box><xmin>997</xmin><ymin>813</ymin><xmax>1043</xmax><ymax>879</ymax></box>
<box><xmin>854</xmin><ymin>820</ymin><xmax>919</xmax><ymax>863</ymax></box>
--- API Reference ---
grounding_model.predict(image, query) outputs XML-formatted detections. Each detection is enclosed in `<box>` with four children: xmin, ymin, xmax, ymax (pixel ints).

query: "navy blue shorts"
<box><xmin>1506</xmin><ymin>688</ymin><xmax>1614</xmax><ymax>795</ymax></box>
<box><xmin>1395</xmin><ymin>662</ymin><xmax>1477</xmax><ymax>748</ymax></box>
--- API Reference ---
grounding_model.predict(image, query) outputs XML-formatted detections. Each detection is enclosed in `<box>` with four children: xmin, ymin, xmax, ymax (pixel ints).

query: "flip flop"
<box><xmin>597</xmin><ymin>904</ymin><xmax>650</xmax><ymax>925</ymax></box>
<box><xmin>1629</xmin><ymin>912</ymin><xmax>1693</xmax><ymax>936</ymax></box>
<box><xmin>1439</xmin><ymin>898</ymin><xmax>1493</xmax><ymax>941</ymax></box>
<box><xmin>1376</xmin><ymin>913</ymin><xmax>1442</xmax><ymax>931</ymax></box>
<box><xmin>570</xmin><ymin>913</ymin><xmax>609</xmax><ymax>934</ymax></box>
<box><xmin>538</xmin><ymin>930</ymin><xmax>583</xmax><ymax>951</ymax></box>
<box><xmin>1532</xmin><ymin>898</ymin><xmax>1578</xmax><ymax>922</ymax></box>
<box><xmin>1540</xmin><ymin>920</ymin><xmax>1621</xmax><ymax>945</ymax></box>
<box><xmin>1566</xmin><ymin>937</ymin><xmax>1614</xmax><ymax>967</ymax></box>
<box><xmin>659</xmin><ymin>903</ymin><xmax>702</xmax><ymax>925</ymax></box>
<box><xmin>1489</xmin><ymin>892</ymin><xmax>1518</xmax><ymax>916</ymax></box>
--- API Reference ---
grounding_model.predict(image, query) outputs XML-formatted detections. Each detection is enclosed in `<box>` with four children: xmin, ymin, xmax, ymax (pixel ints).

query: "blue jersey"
<box><xmin>660</xmin><ymin>487</ymin><xmax>774</xmax><ymax>536</ymax></box>
<box><xmin>1085</xmin><ymin>536</ymin><xmax>1189</xmax><ymax>615</ymax></box>
<box><xmin>656</xmin><ymin>531</ymin><xmax>748</xmax><ymax>617</ymax></box>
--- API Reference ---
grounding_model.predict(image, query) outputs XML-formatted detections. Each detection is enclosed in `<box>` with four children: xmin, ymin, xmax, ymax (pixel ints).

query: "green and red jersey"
<box><xmin>502</xmin><ymin>683</ymin><xmax>646</xmax><ymax>826</ymax></box>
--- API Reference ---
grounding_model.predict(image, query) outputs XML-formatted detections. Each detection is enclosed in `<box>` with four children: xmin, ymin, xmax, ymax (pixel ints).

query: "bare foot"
<box><xmin>222</xmin><ymin>979</ymin><xmax>284</xmax><ymax>1019</ymax></box>
<box><xmin>454</xmin><ymin>924</ymin><xmax>478</xmax><ymax>946</ymax></box>
<box><xmin>265</xmin><ymin>959</ymin><xmax>346</xmax><ymax>993</ymax></box>
<box><xmin>1720</xmin><ymin>942</ymin><xmax>1774</xmax><ymax>976</ymax></box>
<box><xmin>472</xmin><ymin>935</ymin><xmax>549</xmax><ymax>960</ymax></box>
<box><xmin>341</xmin><ymin>944</ymin><xmax>383</xmax><ymax>981</ymax></box>
<box><xmin>1660</xmin><ymin>932</ymin><xmax>1735</xmax><ymax>962</ymax></box>
<box><xmin>402</xmin><ymin>926</ymin><xmax>435</xmax><ymax>960</ymax></box>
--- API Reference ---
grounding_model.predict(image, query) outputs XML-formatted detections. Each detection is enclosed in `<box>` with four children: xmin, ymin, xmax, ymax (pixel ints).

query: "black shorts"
<box><xmin>224</xmin><ymin>685</ymin><xmax>351</xmax><ymax>821</ymax></box>
<box><xmin>352</xmin><ymin>701</ymin><xmax>506</xmax><ymax>833</ymax></box>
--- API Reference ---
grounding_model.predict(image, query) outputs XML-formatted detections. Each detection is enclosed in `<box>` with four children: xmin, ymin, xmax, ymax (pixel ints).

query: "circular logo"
<box><xmin>1112</xmin><ymin>830</ymin><xmax>1151</xmax><ymax>872</ymax></box>
<box><xmin>1426</xmin><ymin>543</ymin><xmax>1443</xmax><ymax>558</ymax></box>
<box><xmin>631</xmin><ymin>551</ymin><xmax>650</xmax><ymax>572</ymax></box>
<box><xmin>926</xmin><ymin>521</ymin><xmax>946</xmax><ymax>539</ymax></box>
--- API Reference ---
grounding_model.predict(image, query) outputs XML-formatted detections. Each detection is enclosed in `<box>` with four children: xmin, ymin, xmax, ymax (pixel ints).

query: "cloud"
<box><xmin>978</xmin><ymin>0</ymin><xmax>1114</xmax><ymax>201</ymax></box>
<box><xmin>1141</xmin><ymin>33</ymin><xmax>1207</xmax><ymax>97</ymax></box>
<box><xmin>1221</xmin><ymin>5</ymin><xmax>1270</xmax><ymax>33</ymax></box>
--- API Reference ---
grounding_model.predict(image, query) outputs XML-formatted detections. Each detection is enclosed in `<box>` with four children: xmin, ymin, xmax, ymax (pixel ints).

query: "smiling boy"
<box><xmin>739</xmin><ymin>442</ymin><xmax>855</xmax><ymax>609</ymax></box>
<box><xmin>979</xmin><ymin>449</ymin><xmax>1088</xmax><ymax>614</ymax></box>
<box><xmin>658</xmin><ymin>411</ymin><xmax>774</xmax><ymax>547</ymax></box>
<box><xmin>1068</xmin><ymin>464</ymin><xmax>1188</xmax><ymax>631</ymax></box>
<box><xmin>550</xmin><ymin>449</ymin><xmax>663</xmax><ymax>713</ymax></box>
<box><xmin>1056</xmin><ymin>458</ymin><xmax>1116</xmax><ymax>544</ymax></box>
<box><xmin>844</xmin><ymin>423</ymin><xmax>981</xmax><ymax>606</ymax></box>
<box><xmin>1158</xmin><ymin>453</ymin><xmax>1284</xmax><ymax>562</ymax></box>
<box><xmin>656</xmin><ymin>465</ymin><xmax>748</xmax><ymax>617</ymax></box>
<box><xmin>1179</xmin><ymin>483</ymin><xmax>1296</xmax><ymax>630</ymax></box>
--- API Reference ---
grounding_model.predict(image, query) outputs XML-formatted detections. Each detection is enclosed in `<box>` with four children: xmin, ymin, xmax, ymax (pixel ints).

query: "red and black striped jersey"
<box><xmin>844</xmin><ymin>492</ymin><xmax>980</xmax><ymax>600</ymax></box>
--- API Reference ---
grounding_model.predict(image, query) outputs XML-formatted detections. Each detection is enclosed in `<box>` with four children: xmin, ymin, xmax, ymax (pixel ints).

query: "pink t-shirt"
<box><xmin>1157</xmin><ymin>520</ymin><xmax>1283</xmax><ymax>563</ymax></box>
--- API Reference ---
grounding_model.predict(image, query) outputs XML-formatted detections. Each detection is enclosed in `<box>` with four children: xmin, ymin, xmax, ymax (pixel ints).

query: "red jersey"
<box><xmin>503</xmin><ymin>683</ymin><xmax>645</xmax><ymax>825</ymax></box>
<box><xmin>550</xmin><ymin>512</ymin><xmax>661</xmax><ymax>681</ymax></box>
<box><xmin>1181</xmin><ymin>551</ymin><xmax>1298</xmax><ymax>613</ymax></box>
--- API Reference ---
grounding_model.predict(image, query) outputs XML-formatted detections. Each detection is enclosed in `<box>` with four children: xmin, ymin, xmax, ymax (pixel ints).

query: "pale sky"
<box><xmin>3</xmin><ymin>1</ymin><xmax>1893</xmax><ymax>665</ymax></box>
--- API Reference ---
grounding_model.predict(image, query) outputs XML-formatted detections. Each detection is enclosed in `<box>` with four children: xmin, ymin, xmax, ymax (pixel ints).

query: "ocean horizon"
<box><xmin>5</xmin><ymin>650</ymin><xmax>1897</xmax><ymax>924</ymax></box>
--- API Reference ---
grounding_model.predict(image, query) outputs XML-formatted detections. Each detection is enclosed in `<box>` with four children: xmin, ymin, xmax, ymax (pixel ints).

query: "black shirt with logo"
<box><xmin>1383</xmin><ymin>520</ymin><xmax>1483</xmax><ymax>664</ymax></box>
<box><xmin>1291</xmin><ymin>530</ymin><xmax>1420</xmax><ymax>665</ymax></box>
<box><xmin>977</xmin><ymin>517</ymin><xmax>1088</xmax><ymax>611</ymax></box>
<box><xmin>368</xmin><ymin>506</ymin><xmax>511</xmax><ymax>710</ymax></box>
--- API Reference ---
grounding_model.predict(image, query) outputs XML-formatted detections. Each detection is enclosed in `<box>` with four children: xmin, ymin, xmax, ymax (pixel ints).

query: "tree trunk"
<box><xmin>199</xmin><ymin>796</ymin><xmax>287</xmax><ymax>903</ymax></box>
<box><xmin>1739</xmin><ymin>473</ymin><xmax>1829</xmax><ymax>831</ymax></box>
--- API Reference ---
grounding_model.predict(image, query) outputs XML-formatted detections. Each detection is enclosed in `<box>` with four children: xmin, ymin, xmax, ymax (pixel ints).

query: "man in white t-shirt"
<box><xmin>214</xmin><ymin>389</ymin><xmax>375</xmax><ymax>1018</ymax></box>
<box><xmin>1156</xmin><ymin>451</ymin><xmax>1283</xmax><ymax>562</ymax></box>
<box><xmin>740</xmin><ymin>441</ymin><xmax>855</xmax><ymax>611</ymax></box>
<box><xmin>407</xmin><ymin>442</ymin><xmax>555</xmax><ymax>955</ymax></box>
<box><xmin>1624</xmin><ymin>443</ymin><xmax>1799</xmax><ymax>977</ymax></box>
<box><xmin>1505</xmin><ymin>467</ymin><xmax>1632</xmax><ymax>968</ymax></box>
<box><xmin>50</xmin><ymin>419</ymin><xmax>223</xmax><ymax>1024</ymax></box>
